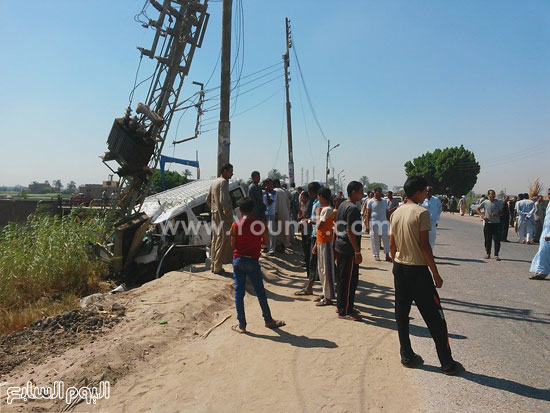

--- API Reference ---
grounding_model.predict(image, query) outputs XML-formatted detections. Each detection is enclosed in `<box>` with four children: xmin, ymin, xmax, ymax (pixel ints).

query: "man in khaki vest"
<box><xmin>206</xmin><ymin>163</ymin><xmax>234</xmax><ymax>274</ymax></box>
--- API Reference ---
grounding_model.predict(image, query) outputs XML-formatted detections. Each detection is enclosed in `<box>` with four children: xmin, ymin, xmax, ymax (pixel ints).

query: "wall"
<box><xmin>0</xmin><ymin>200</ymin><xmax>58</xmax><ymax>226</ymax></box>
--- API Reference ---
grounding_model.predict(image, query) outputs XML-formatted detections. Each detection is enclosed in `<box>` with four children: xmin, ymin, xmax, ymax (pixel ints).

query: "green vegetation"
<box><xmin>364</xmin><ymin>182</ymin><xmax>388</xmax><ymax>192</ymax></box>
<box><xmin>405</xmin><ymin>145</ymin><xmax>480</xmax><ymax>197</ymax></box>
<box><xmin>0</xmin><ymin>211</ymin><xmax>109</xmax><ymax>334</ymax></box>
<box><xmin>267</xmin><ymin>168</ymin><xmax>288</xmax><ymax>181</ymax></box>
<box><xmin>151</xmin><ymin>169</ymin><xmax>190</xmax><ymax>192</ymax></box>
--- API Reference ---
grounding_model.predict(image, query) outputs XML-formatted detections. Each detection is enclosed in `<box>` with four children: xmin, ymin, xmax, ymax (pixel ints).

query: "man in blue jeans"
<box><xmin>230</xmin><ymin>197</ymin><xmax>286</xmax><ymax>333</ymax></box>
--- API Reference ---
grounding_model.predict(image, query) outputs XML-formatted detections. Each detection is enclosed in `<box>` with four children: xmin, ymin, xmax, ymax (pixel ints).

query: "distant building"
<box><xmin>78</xmin><ymin>176</ymin><xmax>119</xmax><ymax>200</ymax></box>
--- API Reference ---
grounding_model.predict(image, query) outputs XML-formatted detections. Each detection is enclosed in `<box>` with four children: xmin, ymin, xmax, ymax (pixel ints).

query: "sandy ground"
<box><xmin>1</xmin><ymin>237</ymin><xmax>425</xmax><ymax>412</ymax></box>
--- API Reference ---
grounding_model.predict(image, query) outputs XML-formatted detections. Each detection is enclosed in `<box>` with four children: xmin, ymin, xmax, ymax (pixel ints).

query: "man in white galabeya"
<box><xmin>206</xmin><ymin>163</ymin><xmax>235</xmax><ymax>274</ymax></box>
<box><xmin>421</xmin><ymin>186</ymin><xmax>442</xmax><ymax>253</ymax></box>
<box><xmin>516</xmin><ymin>193</ymin><xmax>535</xmax><ymax>244</ymax></box>
<box><xmin>365</xmin><ymin>187</ymin><xmax>391</xmax><ymax>262</ymax></box>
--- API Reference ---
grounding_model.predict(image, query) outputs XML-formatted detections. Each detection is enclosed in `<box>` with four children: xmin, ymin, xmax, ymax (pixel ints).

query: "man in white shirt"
<box><xmin>516</xmin><ymin>193</ymin><xmax>536</xmax><ymax>244</ymax></box>
<box><xmin>421</xmin><ymin>186</ymin><xmax>442</xmax><ymax>251</ymax></box>
<box><xmin>366</xmin><ymin>187</ymin><xmax>391</xmax><ymax>261</ymax></box>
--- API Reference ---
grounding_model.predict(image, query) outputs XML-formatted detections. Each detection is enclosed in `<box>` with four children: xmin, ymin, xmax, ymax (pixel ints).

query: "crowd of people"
<box><xmin>474</xmin><ymin>188</ymin><xmax>550</xmax><ymax>278</ymax></box>
<box><xmin>206</xmin><ymin>165</ymin><xmax>548</xmax><ymax>375</ymax></box>
<box><xmin>207</xmin><ymin>166</ymin><xmax>466</xmax><ymax>375</ymax></box>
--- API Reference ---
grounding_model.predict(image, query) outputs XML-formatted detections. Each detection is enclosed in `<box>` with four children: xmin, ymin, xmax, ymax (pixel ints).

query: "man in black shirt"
<box><xmin>248</xmin><ymin>171</ymin><xmax>266</xmax><ymax>221</ymax></box>
<box><xmin>335</xmin><ymin>181</ymin><xmax>364</xmax><ymax>320</ymax></box>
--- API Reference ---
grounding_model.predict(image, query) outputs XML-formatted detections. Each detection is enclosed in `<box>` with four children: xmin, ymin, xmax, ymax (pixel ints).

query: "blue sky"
<box><xmin>1</xmin><ymin>1</ymin><xmax>548</xmax><ymax>194</ymax></box>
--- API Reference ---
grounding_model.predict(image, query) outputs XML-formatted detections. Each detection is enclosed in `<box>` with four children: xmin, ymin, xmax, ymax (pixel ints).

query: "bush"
<box><xmin>0</xmin><ymin>211</ymin><xmax>108</xmax><ymax>333</ymax></box>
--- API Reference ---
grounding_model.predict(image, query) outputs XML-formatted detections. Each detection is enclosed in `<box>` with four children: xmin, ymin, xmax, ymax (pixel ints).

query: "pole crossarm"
<box><xmin>102</xmin><ymin>0</ymin><xmax>210</xmax><ymax>219</ymax></box>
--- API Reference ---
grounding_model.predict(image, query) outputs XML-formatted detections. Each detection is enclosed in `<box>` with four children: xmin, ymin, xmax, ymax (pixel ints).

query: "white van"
<box><xmin>141</xmin><ymin>179</ymin><xmax>247</xmax><ymax>248</ymax></box>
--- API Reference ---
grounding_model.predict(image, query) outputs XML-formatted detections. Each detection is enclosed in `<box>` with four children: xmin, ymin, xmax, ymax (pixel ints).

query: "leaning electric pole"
<box><xmin>217</xmin><ymin>0</ymin><xmax>232</xmax><ymax>175</ymax></box>
<box><xmin>283</xmin><ymin>18</ymin><xmax>295</xmax><ymax>186</ymax></box>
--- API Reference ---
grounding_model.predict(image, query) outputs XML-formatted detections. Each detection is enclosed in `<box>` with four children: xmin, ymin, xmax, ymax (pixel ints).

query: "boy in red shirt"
<box><xmin>230</xmin><ymin>197</ymin><xmax>286</xmax><ymax>333</ymax></box>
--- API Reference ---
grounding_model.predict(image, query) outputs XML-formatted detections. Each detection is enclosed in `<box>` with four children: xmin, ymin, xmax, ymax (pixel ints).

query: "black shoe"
<box><xmin>401</xmin><ymin>353</ymin><xmax>423</xmax><ymax>368</ymax></box>
<box><xmin>442</xmin><ymin>361</ymin><xmax>463</xmax><ymax>376</ymax></box>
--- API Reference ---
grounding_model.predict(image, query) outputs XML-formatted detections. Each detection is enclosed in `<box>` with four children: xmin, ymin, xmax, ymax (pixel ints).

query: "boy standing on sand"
<box><xmin>312</xmin><ymin>187</ymin><xmax>336</xmax><ymax>306</ymax></box>
<box><xmin>389</xmin><ymin>176</ymin><xmax>460</xmax><ymax>375</ymax></box>
<box><xmin>230</xmin><ymin>197</ymin><xmax>285</xmax><ymax>334</ymax></box>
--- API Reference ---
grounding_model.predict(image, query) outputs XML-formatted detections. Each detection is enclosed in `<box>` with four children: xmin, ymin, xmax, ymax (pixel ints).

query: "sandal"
<box><xmin>529</xmin><ymin>274</ymin><xmax>547</xmax><ymax>280</ymax></box>
<box><xmin>295</xmin><ymin>289</ymin><xmax>313</xmax><ymax>296</ymax></box>
<box><xmin>265</xmin><ymin>319</ymin><xmax>286</xmax><ymax>329</ymax></box>
<box><xmin>316</xmin><ymin>299</ymin><xmax>332</xmax><ymax>307</ymax></box>
<box><xmin>231</xmin><ymin>324</ymin><xmax>247</xmax><ymax>334</ymax></box>
<box><xmin>313</xmin><ymin>295</ymin><xmax>324</xmax><ymax>302</ymax></box>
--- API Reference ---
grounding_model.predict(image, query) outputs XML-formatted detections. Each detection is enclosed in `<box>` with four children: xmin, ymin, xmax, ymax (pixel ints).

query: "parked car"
<box><xmin>70</xmin><ymin>193</ymin><xmax>94</xmax><ymax>205</ymax></box>
<box><xmin>469</xmin><ymin>199</ymin><xmax>483</xmax><ymax>216</ymax></box>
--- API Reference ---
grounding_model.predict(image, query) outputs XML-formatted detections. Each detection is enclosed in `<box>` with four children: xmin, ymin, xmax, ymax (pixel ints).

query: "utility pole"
<box><xmin>332</xmin><ymin>167</ymin><xmax>335</xmax><ymax>192</ymax></box>
<box><xmin>325</xmin><ymin>140</ymin><xmax>340</xmax><ymax>184</ymax></box>
<box><xmin>306</xmin><ymin>169</ymin><xmax>309</xmax><ymax>184</ymax></box>
<box><xmin>283</xmin><ymin>18</ymin><xmax>295</xmax><ymax>186</ymax></box>
<box><xmin>217</xmin><ymin>0</ymin><xmax>232</xmax><ymax>176</ymax></box>
<box><xmin>301</xmin><ymin>167</ymin><xmax>304</xmax><ymax>186</ymax></box>
<box><xmin>325</xmin><ymin>140</ymin><xmax>329</xmax><ymax>184</ymax></box>
<box><xmin>196</xmin><ymin>150</ymin><xmax>200</xmax><ymax>179</ymax></box>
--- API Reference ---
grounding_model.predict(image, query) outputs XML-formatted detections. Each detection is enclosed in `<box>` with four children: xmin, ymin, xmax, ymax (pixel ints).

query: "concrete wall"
<box><xmin>0</xmin><ymin>200</ymin><xmax>58</xmax><ymax>226</ymax></box>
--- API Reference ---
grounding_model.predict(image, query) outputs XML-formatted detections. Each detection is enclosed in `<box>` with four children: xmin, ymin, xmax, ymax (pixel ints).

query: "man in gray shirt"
<box><xmin>476</xmin><ymin>189</ymin><xmax>503</xmax><ymax>260</ymax></box>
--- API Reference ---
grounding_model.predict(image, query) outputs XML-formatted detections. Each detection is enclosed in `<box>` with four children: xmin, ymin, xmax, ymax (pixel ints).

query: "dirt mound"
<box><xmin>0</xmin><ymin>306</ymin><xmax>124</xmax><ymax>376</ymax></box>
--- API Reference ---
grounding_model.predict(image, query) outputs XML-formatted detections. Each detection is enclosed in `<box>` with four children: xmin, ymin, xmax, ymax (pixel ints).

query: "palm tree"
<box><xmin>268</xmin><ymin>169</ymin><xmax>288</xmax><ymax>181</ymax></box>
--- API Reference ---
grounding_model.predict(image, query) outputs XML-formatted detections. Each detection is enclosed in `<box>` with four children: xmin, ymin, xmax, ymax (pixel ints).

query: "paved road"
<box><xmin>405</xmin><ymin>213</ymin><xmax>549</xmax><ymax>412</ymax></box>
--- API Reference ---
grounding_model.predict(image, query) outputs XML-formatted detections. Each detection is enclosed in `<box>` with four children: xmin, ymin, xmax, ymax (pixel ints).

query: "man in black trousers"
<box><xmin>389</xmin><ymin>176</ymin><xmax>461</xmax><ymax>375</ymax></box>
<box><xmin>501</xmin><ymin>195</ymin><xmax>510</xmax><ymax>242</ymax></box>
<box><xmin>334</xmin><ymin>181</ymin><xmax>364</xmax><ymax>321</ymax></box>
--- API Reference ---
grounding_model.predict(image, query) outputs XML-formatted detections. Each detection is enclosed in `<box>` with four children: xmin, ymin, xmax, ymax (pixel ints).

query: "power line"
<box><xmin>292</xmin><ymin>40</ymin><xmax>329</xmax><ymax>143</ymax></box>
<box><xmin>204</xmin><ymin>66</ymin><xmax>282</xmax><ymax>101</ymax></box>
<box><xmin>231</xmin><ymin>0</ymin><xmax>246</xmax><ymax>115</ymax></box>
<box><xmin>205</xmin><ymin>67</ymin><xmax>283</xmax><ymax>102</ymax></box>
<box><xmin>272</xmin><ymin>103</ymin><xmax>286</xmax><ymax>169</ymax></box>
<box><xmin>204</xmin><ymin>48</ymin><xmax>221</xmax><ymax>88</ymax></box>
<box><xmin>128</xmin><ymin>55</ymin><xmax>144</xmax><ymax>106</ymax></box>
<box><xmin>203</xmin><ymin>74</ymin><xmax>284</xmax><ymax>112</ymax></box>
<box><xmin>295</xmin><ymin>59</ymin><xmax>316</xmax><ymax>166</ymax></box>
<box><xmin>201</xmin><ymin>86</ymin><xmax>284</xmax><ymax>127</ymax></box>
<box><xmin>232</xmin><ymin>86</ymin><xmax>284</xmax><ymax>118</ymax></box>
<box><xmin>204</xmin><ymin>61</ymin><xmax>282</xmax><ymax>93</ymax></box>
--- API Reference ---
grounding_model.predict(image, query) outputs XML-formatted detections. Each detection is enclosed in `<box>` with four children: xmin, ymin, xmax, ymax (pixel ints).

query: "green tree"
<box><xmin>52</xmin><ymin>180</ymin><xmax>63</xmax><ymax>192</ymax></box>
<box><xmin>267</xmin><ymin>169</ymin><xmax>288</xmax><ymax>181</ymax></box>
<box><xmin>359</xmin><ymin>176</ymin><xmax>369</xmax><ymax>187</ymax></box>
<box><xmin>365</xmin><ymin>182</ymin><xmax>388</xmax><ymax>192</ymax></box>
<box><xmin>182</xmin><ymin>169</ymin><xmax>193</xmax><ymax>180</ymax></box>
<box><xmin>65</xmin><ymin>181</ymin><xmax>77</xmax><ymax>194</ymax></box>
<box><xmin>326</xmin><ymin>177</ymin><xmax>337</xmax><ymax>192</ymax></box>
<box><xmin>151</xmin><ymin>169</ymin><xmax>188</xmax><ymax>192</ymax></box>
<box><xmin>404</xmin><ymin>145</ymin><xmax>480</xmax><ymax>196</ymax></box>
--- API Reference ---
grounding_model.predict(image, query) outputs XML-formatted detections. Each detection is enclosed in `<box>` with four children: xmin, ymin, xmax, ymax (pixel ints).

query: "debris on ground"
<box><xmin>0</xmin><ymin>305</ymin><xmax>125</xmax><ymax>376</ymax></box>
